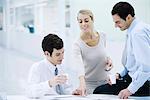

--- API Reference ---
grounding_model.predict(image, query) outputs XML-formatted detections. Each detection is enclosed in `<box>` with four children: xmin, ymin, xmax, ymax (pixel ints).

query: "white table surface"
<box><xmin>6</xmin><ymin>94</ymin><xmax>150</xmax><ymax>100</ymax></box>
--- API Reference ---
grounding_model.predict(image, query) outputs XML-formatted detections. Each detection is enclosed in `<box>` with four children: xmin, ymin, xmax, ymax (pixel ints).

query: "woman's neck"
<box><xmin>80</xmin><ymin>31</ymin><xmax>99</xmax><ymax>47</ymax></box>
<box><xmin>81</xmin><ymin>31</ymin><xmax>98</xmax><ymax>40</ymax></box>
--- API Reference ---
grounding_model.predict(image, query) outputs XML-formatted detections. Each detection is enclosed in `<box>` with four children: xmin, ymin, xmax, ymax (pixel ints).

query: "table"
<box><xmin>6</xmin><ymin>94</ymin><xmax>150</xmax><ymax>100</ymax></box>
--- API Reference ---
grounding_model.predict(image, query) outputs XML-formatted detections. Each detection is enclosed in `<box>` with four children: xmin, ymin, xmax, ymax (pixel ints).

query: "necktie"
<box><xmin>55</xmin><ymin>67</ymin><xmax>63</xmax><ymax>94</ymax></box>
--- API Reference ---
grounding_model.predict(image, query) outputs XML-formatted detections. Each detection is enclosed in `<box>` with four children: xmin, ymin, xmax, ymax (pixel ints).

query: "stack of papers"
<box><xmin>42</xmin><ymin>94</ymin><xmax>120</xmax><ymax>100</ymax></box>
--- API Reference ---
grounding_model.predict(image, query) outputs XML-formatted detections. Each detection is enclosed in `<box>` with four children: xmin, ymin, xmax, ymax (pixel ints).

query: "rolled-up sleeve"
<box><xmin>27</xmin><ymin>64</ymin><xmax>57</xmax><ymax>98</ymax></box>
<box><xmin>127</xmin><ymin>32</ymin><xmax>150</xmax><ymax>94</ymax></box>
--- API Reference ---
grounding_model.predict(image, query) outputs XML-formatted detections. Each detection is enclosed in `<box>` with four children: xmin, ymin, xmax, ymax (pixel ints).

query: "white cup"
<box><xmin>61</xmin><ymin>73</ymin><xmax>69</xmax><ymax>84</ymax></box>
<box><xmin>109</xmin><ymin>74</ymin><xmax>116</xmax><ymax>84</ymax></box>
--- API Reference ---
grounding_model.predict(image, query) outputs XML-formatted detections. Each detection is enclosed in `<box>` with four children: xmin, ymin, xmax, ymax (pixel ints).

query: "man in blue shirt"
<box><xmin>93</xmin><ymin>2</ymin><xmax>150</xmax><ymax>99</ymax></box>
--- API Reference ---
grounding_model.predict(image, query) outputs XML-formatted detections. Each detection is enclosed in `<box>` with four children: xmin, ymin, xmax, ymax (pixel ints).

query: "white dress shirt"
<box><xmin>120</xmin><ymin>18</ymin><xmax>150</xmax><ymax>94</ymax></box>
<box><xmin>27</xmin><ymin>59</ymin><xmax>72</xmax><ymax>98</ymax></box>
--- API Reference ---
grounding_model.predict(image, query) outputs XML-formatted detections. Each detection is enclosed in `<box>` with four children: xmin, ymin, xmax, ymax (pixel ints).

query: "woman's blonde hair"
<box><xmin>77</xmin><ymin>9</ymin><xmax>94</xmax><ymax>21</ymax></box>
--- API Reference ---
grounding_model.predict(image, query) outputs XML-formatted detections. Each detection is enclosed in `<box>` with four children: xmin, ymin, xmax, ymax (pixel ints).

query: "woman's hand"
<box><xmin>72</xmin><ymin>88</ymin><xmax>82</xmax><ymax>95</ymax></box>
<box><xmin>72</xmin><ymin>86</ymin><xmax>86</xmax><ymax>96</ymax></box>
<box><xmin>72</xmin><ymin>76</ymin><xmax>86</xmax><ymax>96</ymax></box>
<box><xmin>105</xmin><ymin>57</ymin><xmax>113</xmax><ymax>71</ymax></box>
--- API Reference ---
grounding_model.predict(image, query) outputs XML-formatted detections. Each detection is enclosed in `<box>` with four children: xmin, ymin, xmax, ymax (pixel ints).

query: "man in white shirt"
<box><xmin>27</xmin><ymin>33</ymin><xmax>72</xmax><ymax>98</ymax></box>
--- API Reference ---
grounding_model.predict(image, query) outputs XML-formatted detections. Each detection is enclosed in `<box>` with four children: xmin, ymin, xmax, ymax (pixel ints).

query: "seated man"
<box><xmin>27</xmin><ymin>33</ymin><xmax>72</xmax><ymax>98</ymax></box>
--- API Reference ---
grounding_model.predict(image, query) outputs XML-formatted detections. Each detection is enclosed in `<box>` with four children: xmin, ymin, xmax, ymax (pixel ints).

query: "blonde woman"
<box><xmin>72</xmin><ymin>9</ymin><xmax>113</xmax><ymax>96</ymax></box>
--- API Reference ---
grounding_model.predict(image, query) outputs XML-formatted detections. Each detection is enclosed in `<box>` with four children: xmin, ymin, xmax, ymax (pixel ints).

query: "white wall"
<box><xmin>1</xmin><ymin>0</ymin><xmax>150</xmax><ymax>63</ymax></box>
<box><xmin>70</xmin><ymin>0</ymin><xmax>150</xmax><ymax>41</ymax></box>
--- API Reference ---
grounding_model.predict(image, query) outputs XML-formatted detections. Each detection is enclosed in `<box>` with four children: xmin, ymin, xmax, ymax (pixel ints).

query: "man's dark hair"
<box><xmin>111</xmin><ymin>2</ymin><xmax>135</xmax><ymax>20</ymax></box>
<box><xmin>42</xmin><ymin>33</ymin><xmax>63</xmax><ymax>56</ymax></box>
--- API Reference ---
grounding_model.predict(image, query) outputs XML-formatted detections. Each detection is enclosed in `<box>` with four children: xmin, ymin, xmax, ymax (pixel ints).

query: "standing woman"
<box><xmin>72</xmin><ymin>9</ymin><xmax>113</xmax><ymax>95</ymax></box>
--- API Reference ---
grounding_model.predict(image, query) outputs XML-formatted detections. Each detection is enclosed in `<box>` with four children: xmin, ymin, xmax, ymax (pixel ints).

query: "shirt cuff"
<box><xmin>119</xmin><ymin>68</ymin><xmax>127</xmax><ymax>77</ymax></box>
<box><xmin>40</xmin><ymin>81</ymin><xmax>51</xmax><ymax>89</ymax></box>
<box><xmin>127</xmin><ymin>83</ymin><xmax>138</xmax><ymax>94</ymax></box>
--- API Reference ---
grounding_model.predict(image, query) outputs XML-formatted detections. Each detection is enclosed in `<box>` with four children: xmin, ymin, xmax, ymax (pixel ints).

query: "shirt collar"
<box><xmin>127</xmin><ymin>18</ymin><xmax>138</xmax><ymax>35</ymax></box>
<box><xmin>44</xmin><ymin>58</ymin><xmax>59</xmax><ymax>75</ymax></box>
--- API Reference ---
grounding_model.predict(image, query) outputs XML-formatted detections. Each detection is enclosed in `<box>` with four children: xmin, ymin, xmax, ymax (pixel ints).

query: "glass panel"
<box><xmin>65</xmin><ymin>0</ymin><xmax>70</xmax><ymax>28</ymax></box>
<box><xmin>15</xmin><ymin>5</ymin><xmax>34</xmax><ymax>33</ymax></box>
<box><xmin>0</xmin><ymin>6</ymin><xmax>3</xmax><ymax>30</ymax></box>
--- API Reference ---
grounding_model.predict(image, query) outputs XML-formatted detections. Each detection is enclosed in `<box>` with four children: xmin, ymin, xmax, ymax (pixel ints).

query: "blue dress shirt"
<box><xmin>120</xmin><ymin>18</ymin><xmax>150</xmax><ymax>94</ymax></box>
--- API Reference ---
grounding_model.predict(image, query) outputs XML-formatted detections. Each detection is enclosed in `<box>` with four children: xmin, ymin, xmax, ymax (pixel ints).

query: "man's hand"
<box><xmin>118</xmin><ymin>89</ymin><xmax>132</xmax><ymax>99</ymax></box>
<box><xmin>115</xmin><ymin>73</ymin><xmax>120</xmax><ymax>80</ymax></box>
<box><xmin>49</xmin><ymin>75</ymin><xmax>67</xmax><ymax>87</ymax></box>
